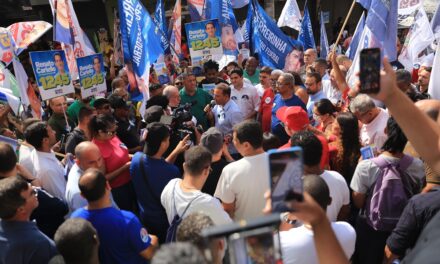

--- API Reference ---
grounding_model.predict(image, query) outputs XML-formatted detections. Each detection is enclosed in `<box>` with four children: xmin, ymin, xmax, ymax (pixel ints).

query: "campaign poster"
<box><xmin>29</xmin><ymin>50</ymin><xmax>74</xmax><ymax>100</ymax></box>
<box><xmin>76</xmin><ymin>54</ymin><xmax>107</xmax><ymax>98</ymax></box>
<box><xmin>185</xmin><ymin>19</ymin><xmax>223</xmax><ymax>67</ymax></box>
<box><xmin>153</xmin><ymin>62</ymin><xmax>171</xmax><ymax>85</ymax></box>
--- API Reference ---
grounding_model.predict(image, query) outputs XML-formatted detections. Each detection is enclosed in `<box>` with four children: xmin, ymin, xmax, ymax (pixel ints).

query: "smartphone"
<box><xmin>268</xmin><ymin>147</ymin><xmax>303</xmax><ymax>213</ymax></box>
<box><xmin>360</xmin><ymin>146</ymin><xmax>375</xmax><ymax>160</ymax></box>
<box><xmin>360</xmin><ymin>48</ymin><xmax>381</xmax><ymax>94</ymax></box>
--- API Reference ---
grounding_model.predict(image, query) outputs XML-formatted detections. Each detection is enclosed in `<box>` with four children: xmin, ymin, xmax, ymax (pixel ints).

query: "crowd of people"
<box><xmin>0</xmin><ymin>31</ymin><xmax>439</xmax><ymax>264</ymax></box>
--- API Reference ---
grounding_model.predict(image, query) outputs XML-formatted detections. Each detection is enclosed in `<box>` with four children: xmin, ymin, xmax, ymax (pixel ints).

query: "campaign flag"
<box><xmin>29</xmin><ymin>50</ymin><xmax>74</xmax><ymax>100</ymax></box>
<box><xmin>247</xmin><ymin>0</ymin><xmax>303</xmax><ymax>70</ymax></box>
<box><xmin>76</xmin><ymin>54</ymin><xmax>107</xmax><ymax>98</ymax></box>
<box><xmin>169</xmin><ymin>0</ymin><xmax>182</xmax><ymax>63</ymax></box>
<box><xmin>320</xmin><ymin>12</ymin><xmax>330</xmax><ymax>59</ymax></box>
<box><xmin>154</xmin><ymin>62</ymin><xmax>170</xmax><ymax>85</ymax></box>
<box><xmin>277</xmin><ymin>0</ymin><xmax>302</xmax><ymax>31</ymax></box>
<box><xmin>399</xmin><ymin>9</ymin><xmax>435</xmax><ymax>71</ymax></box>
<box><xmin>0</xmin><ymin>87</ymin><xmax>20</xmax><ymax>115</ymax></box>
<box><xmin>185</xmin><ymin>19</ymin><xmax>223</xmax><ymax>67</ymax></box>
<box><xmin>153</xmin><ymin>0</ymin><xmax>170</xmax><ymax>54</ymax></box>
<box><xmin>188</xmin><ymin>0</ymin><xmax>204</xmax><ymax>22</ymax></box>
<box><xmin>346</xmin><ymin>12</ymin><xmax>365</xmax><ymax>60</ymax></box>
<box><xmin>119</xmin><ymin>0</ymin><xmax>164</xmax><ymax>118</ymax></box>
<box><xmin>0</xmin><ymin>63</ymin><xmax>20</xmax><ymax>97</ymax></box>
<box><xmin>231</xmin><ymin>0</ymin><xmax>249</xmax><ymax>8</ymax></box>
<box><xmin>0</xmin><ymin>28</ymin><xmax>14</xmax><ymax>66</ymax></box>
<box><xmin>49</xmin><ymin>0</ymin><xmax>95</xmax><ymax>79</ymax></box>
<box><xmin>299</xmin><ymin>5</ymin><xmax>316</xmax><ymax>50</ymax></box>
<box><xmin>428</xmin><ymin>42</ymin><xmax>440</xmax><ymax>99</ymax></box>
<box><xmin>432</xmin><ymin>2</ymin><xmax>440</xmax><ymax>37</ymax></box>
<box><xmin>113</xmin><ymin>9</ymin><xmax>124</xmax><ymax>66</ymax></box>
<box><xmin>7</xmin><ymin>21</ymin><xmax>52</xmax><ymax>55</ymax></box>
<box><xmin>204</xmin><ymin>0</ymin><xmax>241</xmax><ymax>56</ymax></box>
<box><xmin>356</xmin><ymin>0</ymin><xmax>398</xmax><ymax>61</ymax></box>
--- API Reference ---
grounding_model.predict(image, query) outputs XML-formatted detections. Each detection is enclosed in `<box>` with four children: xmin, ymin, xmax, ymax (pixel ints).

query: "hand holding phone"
<box><xmin>360</xmin><ymin>48</ymin><xmax>381</xmax><ymax>94</ymax></box>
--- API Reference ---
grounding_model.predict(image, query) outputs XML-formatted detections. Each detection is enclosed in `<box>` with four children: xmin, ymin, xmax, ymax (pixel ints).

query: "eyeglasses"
<box><xmin>276</xmin><ymin>82</ymin><xmax>289</xmax><ymax>86</ymax></box>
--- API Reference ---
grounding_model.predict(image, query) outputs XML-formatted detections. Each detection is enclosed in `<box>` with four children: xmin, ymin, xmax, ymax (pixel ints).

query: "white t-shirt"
<box><xmin>320</xmin><ymin>170</ymin><xmax>350</xmax><ymax>222</ymax></box>
<box><xmin>280</xmin><ymin>222</ymin><xmax>356</xmax><ymax>264</ymax></box>
<box><xmin>161</xmin><ymin>178</ymin><xmax>232</xmax><ymax>226</ymax></box>
<box><xmin>31</xmin><ymin>149</ymin><xmax>67</xmax><ymax>201</ymax></box>
<box><xmin>255</xmin><ymin>83</ymin><xmax>265</xmax><ymax>97</ymax></box>
<box><xmin>18</xmin><ymin>144</ymin><xmax>35</xmax><ymax>176</ymax></box>
<box><xmin>321</xmin><ymin>80</ymin><xmax>341</xmax><ymax>105</ymax></box>
<box><xmin>65</xmin><ymin>163</ymin><xmax>87</xmax><ymax>212</ymax></box>
<box><xmin>230</xmin><ymin>83</ymin><xmax>261</xmax><ymax>118</ymax></box>
<box><xmin>360</xmin><ymin>108</ymin><xmax>389</xmax><ymax>150</ymax></box>
<box><xmin>214</xmin><ymin>152</ymin><xmax>270</xmax><ymax>221</ymax></box>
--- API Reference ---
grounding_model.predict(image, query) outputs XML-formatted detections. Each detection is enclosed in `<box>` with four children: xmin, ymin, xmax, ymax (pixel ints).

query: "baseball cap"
<box><xmin>276</xmin><ymin>106</ymin><xmax>309</xmax><ymax>131</ymax></box>
<box><xmin>144</xmin><ymin>105</ymin><xmax>164</xmax><ymax>123</ymax></box>
<box><xmin>109</xmin><ymin>95</ymin><xmax>130</xmax><ymax>109</ymax></box>
<box><xmin>200</xmin><ymin>127</ymin><xmax>224</xmax><ymax>154</ymax></box>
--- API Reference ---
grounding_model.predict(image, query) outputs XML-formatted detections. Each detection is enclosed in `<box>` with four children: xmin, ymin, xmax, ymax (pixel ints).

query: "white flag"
<box><xmin>277</xmin><ymin>0</ymin><xmax>302</xmax><ymax>31</ymax></box>
<box><xmin>398</xmin><ymin>9</ymin><xmax>435</xmax><ymax>71</ymax></box>
<box><xmin>428</xmin><ymin>43</ymin><xmax>440</xmax><ymax>99</ymax></box>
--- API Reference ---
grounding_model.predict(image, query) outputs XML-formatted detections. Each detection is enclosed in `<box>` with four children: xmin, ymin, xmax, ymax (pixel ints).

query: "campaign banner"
<box><xmin>7</xmin><ymin>21</ymin><xmax>52</xmax><ymax>54</ymax></box>
<box><xmin>185</xmin><ymin>19</ymin><xmax>223</xmax><ymax>67</ymax></box>
<box><xmin>29</xmin><ymin>50</ymin><xmax>74</xmax><ymax>100</ymax></box>
<box><xmin>0</xmin><ymin>28</ymin><xmax>13</xmax><ymax>66</ymax></box>
<box><xmin>153</xmin><ymin>62</ymin><xmax>170</xmax><ymax>85</ymax></box>
<box><xmin>76</xmin><ymin>54</ymin><xmax>107</xmax><ymax>98</ymax></box>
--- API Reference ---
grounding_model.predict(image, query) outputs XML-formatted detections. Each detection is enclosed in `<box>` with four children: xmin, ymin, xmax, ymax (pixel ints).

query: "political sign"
<box><xmin>29</xmin><ymin>50</ymin><xmax>74</xmax><ymax>100</ymax></box>
<box><xmin>76</xmin><ymin>54</ymin><xmax>107</xmax><ymax>98</ymax></box>
<box><xmin>153</xmin><ymin>62</ymin><xmax>171</xmax><ymax>85</ymax></box>
<box><xmin>0</xmin><ymin>28</ymin><xmax>14</xmax><ymax>66</ymax></box>
<box><xmin>185</xmin><ymin>19</ymin><xmax>223</xmax><ymax>67</ymax></box>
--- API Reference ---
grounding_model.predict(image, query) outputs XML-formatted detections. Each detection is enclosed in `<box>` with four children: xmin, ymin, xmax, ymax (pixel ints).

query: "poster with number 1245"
<box><xmin>76</xmin><ymin>53</ymin><xmax>107</xmax><ymax>98</ymax></box>
<box><xmin>29</xmin><ymin>50</ymin><xmax>74</xmax><ymax>100</ymax></box>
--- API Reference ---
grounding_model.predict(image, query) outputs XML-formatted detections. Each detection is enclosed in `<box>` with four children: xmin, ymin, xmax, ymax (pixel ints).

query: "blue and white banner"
<box><xmin>357</xmin><ymin>0</ymin><xmax>398</xmax><ymax>61</ymax></box>
<box><xmin>153</xmin><ymin>62</ymin><xmax>171</xmax><ymax>85</ymax></box>
<box><xmin>277</xmin><ymin>0</ymin><xmax>302</xmax><ymax>31</ymax></box>
<box><xmin>0</xmin><ymin>87</ymin><xmax>20</xmax><ymax>116</ymax></box>
<box><xmin>76</xmin><ymin>53</ymin><xmax>107</xmax><ymax>98</ymax></box>
<box><xmin>204</xmin><ymin>0</ymin><xmax>241</xmax><ymax>56</ymax></box>
<box><xmin>346</xmin><ymin>12</ymin><xmax>365</xmax><ymax>60</ymax></box>
<box><xmin>299</xmin><ymin>5</ymin><xmax>316</xmax><ymax>51</ymax></box>
<box><xmin>153</xmin><ymin>0</ymin><xmax>170</xmax><ymax>54</ymax></box>
<box><xmin>29</xmin><ymin>50</ymin><xmax>74</xmax><ymax>100</ymax></box>
<box><xmin>231</xmin><ymin>0</ymin><xmax>249</xmax><ymax>9</ymax></box>
<box><xmin>319</xmin><ymin>12</ymin><xmax>329</xmax><ymax>59</ymax></box>
<box><xmin>185</xmin><ymin>19</ymin><xmax>223</xmax><ymax>67</ymax></box>
<box><xmin>247</xmin><ymin>0</ymin><xmax>303</xmax><ymax>71</ymax></box>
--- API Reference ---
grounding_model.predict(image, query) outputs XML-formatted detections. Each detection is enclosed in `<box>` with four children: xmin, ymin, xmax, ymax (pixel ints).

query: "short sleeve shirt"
<box><xmin>259</xmin><ymin>88</ymin><xmax>275</xmax><ymax>133</ymax></box>
<box><xmin>180</xmin><ymin>88</ymin><xmax>213</xmax><ymax>129</ymax></box>
<box><xmin>230</xmin><ymin>83</ymin><xmax>261</xmax><ymax>118</ymax></box>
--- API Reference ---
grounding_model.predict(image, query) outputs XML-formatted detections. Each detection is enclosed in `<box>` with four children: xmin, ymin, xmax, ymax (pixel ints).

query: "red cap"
<box><xmin>276</xmin><ymin>106</ymin><xmax>309</xmax><ymax>131</ymax></box>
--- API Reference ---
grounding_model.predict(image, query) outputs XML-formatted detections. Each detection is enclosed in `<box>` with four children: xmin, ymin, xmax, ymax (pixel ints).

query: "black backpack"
<box><xmin>165</xmin><ymin>181</ymin><xmax>201</xmax><ymax>243</ymax></box>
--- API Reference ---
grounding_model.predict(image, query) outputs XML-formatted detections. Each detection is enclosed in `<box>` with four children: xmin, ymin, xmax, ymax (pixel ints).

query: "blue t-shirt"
<box><xmin>71</xmin><ymin>207</ymin><xmax>151</xmax><ymax>264</ymax></box>
<box><xmin>271</xmin><ymin>93</ymin><xmax>307</xmax><ymax>144</ymax></box>
<box><xmin>130</xmin><ymin>152</ymin><xmax>180</xmax><ymax>221</ymax></box>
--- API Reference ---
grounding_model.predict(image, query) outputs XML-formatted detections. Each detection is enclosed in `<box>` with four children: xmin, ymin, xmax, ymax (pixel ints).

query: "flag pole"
<box><xmin>333</xmin><ymin>0</ymin><xmax>356</xmax><ymax>53</ymax></box>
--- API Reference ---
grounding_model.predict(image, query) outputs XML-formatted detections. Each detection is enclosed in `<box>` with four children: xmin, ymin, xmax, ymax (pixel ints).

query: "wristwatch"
<box><xmin>282</xmin><ymin>212</ymin><xmax>297</xmax><ymax>225</ymax></box>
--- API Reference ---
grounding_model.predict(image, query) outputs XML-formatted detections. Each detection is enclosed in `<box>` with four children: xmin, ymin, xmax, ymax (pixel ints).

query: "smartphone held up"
<box><xmin>359</xmin><ymin>48</ymin><xmax>381</xmax><ymax>94</ymax></box>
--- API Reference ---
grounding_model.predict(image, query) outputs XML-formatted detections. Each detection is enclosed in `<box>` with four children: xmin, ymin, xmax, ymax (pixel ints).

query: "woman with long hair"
<box><xmin>329</xmin><ymin>112</ymin><xmax>361</xmax><ymax>185</ymax></box>
<box><xmin>88</xmin><ymin>114</ymin><xmax>135</xmax><ymax>211</ymax></box>
<box><xmin>313</xmin><ymin>99</ymin><xmax>339</xmax><ymax>136</ymax></box>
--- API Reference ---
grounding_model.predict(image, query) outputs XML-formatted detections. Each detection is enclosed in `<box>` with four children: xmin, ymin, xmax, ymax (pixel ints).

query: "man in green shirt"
<box><xmin>179</xmin><ymin>73</ymin><xmax>212</xmax><ymax>130</ymax></box>
<box><xmin>243</xmin><ymin>57</ymin><xmax>260</xmax><ymax>85</ymax></box>
<box><xmin>48</xmin><ymin>96</ymin><xmax>75</xmax><ymax>142</ymax></box>
<box><xmin>67</xmin><ymin>93</ymin><xmax>94</xmax><ymax>125</ymax></box>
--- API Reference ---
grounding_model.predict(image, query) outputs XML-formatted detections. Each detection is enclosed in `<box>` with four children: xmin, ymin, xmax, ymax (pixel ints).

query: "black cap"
<box><xmin>93</xmin><ymin>97</ymin><xmax>110</xmax><ymax>108</ymax></box>
<box><xmin>144</xmin><ymin>105</ymin><xmax>164</xmax><ymax>123</ymax></box>
<box><xmin>110</xmin><ymin>95</ymin><xmax>130</xmax><ymax>109</ymax></box>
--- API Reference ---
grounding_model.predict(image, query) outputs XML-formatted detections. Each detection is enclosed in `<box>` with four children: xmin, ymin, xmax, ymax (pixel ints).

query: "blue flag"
<box><xmin>204</xmin><ymin>0</ymin><xmax>240</xmax><ymax>55</ymax></box>
<box><xmin>346</xmin><ymin>12</ymin><xmax>365</xmax><ymax>60</ymax></box>
<box><xmin>118</xmin><ymin>0</ymin><xmax>163</xmax><ymax>77</ymax></box>
<box><xmin>153</xmin><ymin>0</ymin><xmax>170</xmax><ymax>54</ymax></box>
<box><xmin>319</xmin><ymin>12</ymin><xmax>329</xmax><ymax>59</ymax></box>
<box><xmin>356</xmin><ymin>0</ymin><xmax>398</xmax><ymax>61</ymax></box>
<box><xmin>248</xmin><ymin>0</ymin><xmax>303</xmax><ymax>70</ymax></box>
<box><xmin>299</xmin><ymin>5</ymin><xmax>316</xmax><ymax>50</ymax></box>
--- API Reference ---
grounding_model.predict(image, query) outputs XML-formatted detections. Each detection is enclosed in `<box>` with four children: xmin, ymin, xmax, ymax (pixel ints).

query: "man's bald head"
<box><xmin>304</xmin><ymin>49</ymin><xmax>317</xmax><ymax>66</ymax></box>
<box><xmin>415</xmin><ymin>99</ymin><xmax>440</xmax><ymax>123</ymax></box>
<box><xmin>79</xmin><ymin>168</ymin><xmax>107</xmax><ymax>202</ymax></box>
<box><xmin>75</xmin><ymin>142</ymin><xmax>103</xmax><ymax>171</ymax></box>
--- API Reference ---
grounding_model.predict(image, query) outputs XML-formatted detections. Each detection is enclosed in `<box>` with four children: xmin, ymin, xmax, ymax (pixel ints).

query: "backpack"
<box><xmin>165</xmin><ymin>181</ymin><xmax>201</xmax><ymax>243</ymax></box>
<box><xmin>365</xmin><ymin>155</ymin><xmax>419</xmax><ymax>232</ymax></box>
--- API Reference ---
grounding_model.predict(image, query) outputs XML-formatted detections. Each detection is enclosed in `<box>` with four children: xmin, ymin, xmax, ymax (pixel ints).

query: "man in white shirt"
<box><xmin>215</xmin><ymin>121</ymin><xmax>270</xmax><ymax>221</ymax></box>
<box><xmin>254</xmin><ymin>66</ymin><xmax>272</xmax><ymax>97</ymax></box>
<box><xmin>349</xmin><ymin>94</ymin><xmax>389</xmax><ymax>150</ymax></box>
<box><xmin>25</xmin><ymin>121</ymin><xmax>66</xmax><ymax>201</ymax></box>
<box><xmin>66</xmin><ymin>141</ymin><xmax>104</xmax><ymax>212</ymax></box>
<box><xmin>290</xmin><ymin>130</ymin><xmax>350</xmax><ymax>221</ymax></box>
<box><xmin>280</xmin><ymin>175</ymin><xmax>356</xmax><ymax>264</ymax></box>
<box><xmin>305</xmin><ymin>72</ymin><xmax>327</xmax><ymax>122</ymax></box>
<box><xmin>161</xmin><ymin>146</ymin><xmax>231</xmax><ymax>226</ymax></box>
<box><xmin>19</xmin><ymin>118</ymin><xmax>42</xmax><ymax>176</ymax></box>
<box><xmin>229</xmin><ymin>68</ymin><xmax>260</xmax><ymax>120</ymax></box>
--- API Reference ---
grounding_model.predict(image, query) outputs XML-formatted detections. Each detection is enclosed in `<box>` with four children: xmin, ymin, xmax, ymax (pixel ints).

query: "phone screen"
<box><xmin>360</xmin><ymin>48</ymin><xmax>381</xmax><ymax>94</ymax></box>
<box><xmin>268</xmin><ymin>147</ymin><xmax>303</xmax><ymax>212</ymax></box>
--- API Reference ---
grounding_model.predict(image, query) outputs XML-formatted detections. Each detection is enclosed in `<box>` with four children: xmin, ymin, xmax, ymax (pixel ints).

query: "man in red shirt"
<box><xmin>276</xmin><ymin>106</ymin><xmax>330</xmax><ymax>169</ymax></box>
<box><xmin>258</xmin><ymin>69</ymin><xmax>283</xmax><ymax>132</ymax></box>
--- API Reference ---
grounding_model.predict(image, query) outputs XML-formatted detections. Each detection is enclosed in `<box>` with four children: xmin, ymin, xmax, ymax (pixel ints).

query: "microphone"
<box><xmin>209</xmin><ymin>100</ymin><xmax>216</xmax><ymax>108</ymax></box>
